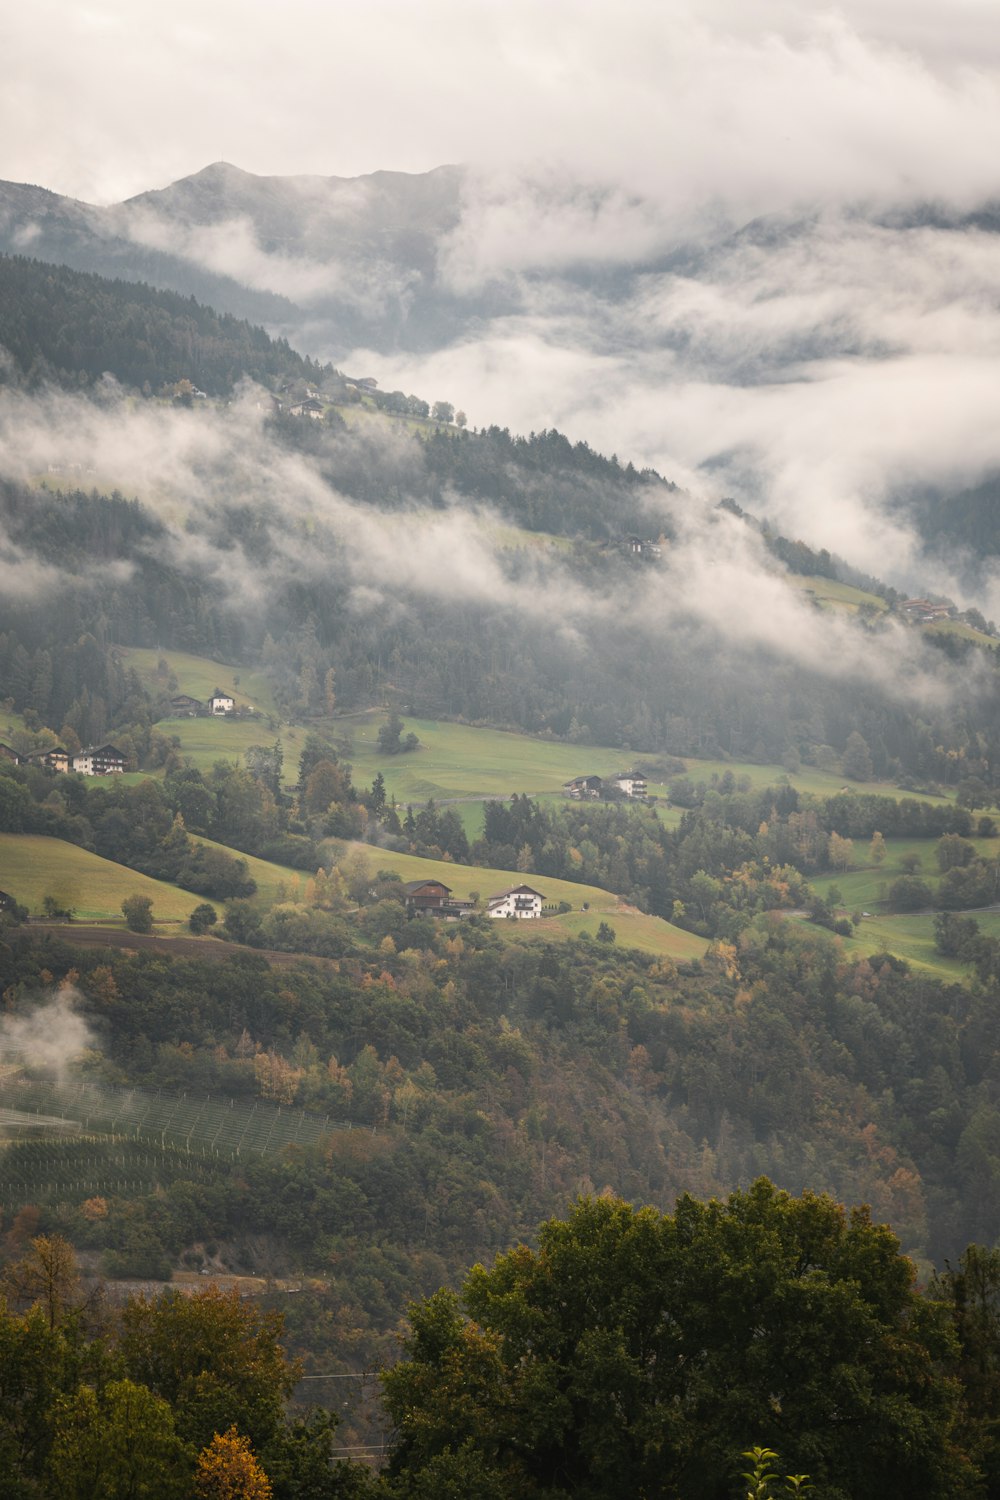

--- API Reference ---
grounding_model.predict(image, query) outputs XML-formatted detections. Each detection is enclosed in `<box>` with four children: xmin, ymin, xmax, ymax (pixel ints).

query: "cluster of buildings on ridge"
<box><xmin>1</xmin><ymin>688</ymin><xmax>251</xmax><ymax>781</ymax></box>
<box><xmin>563</xmin><ymin>770</ymin><xmax>647</xmax><ymax>801</ymax></box>
<box><xmin>897</xmin><ymin>598</ymin><xmax>955</xmax><ymax>625</ymax></box>
<box><xmin>402</xmin><ymin>879</ymin><xmax>547</xmax><ymax>922</ymax></box>
<box><xmin>0</xmin><ymin>741</ymin><xmax>127</xmax><ymax>776</ymax></box>
<box><xmin>168</xmin><ymin>689</ymin><xmax>241</xmax><ymax>717</ymax></box>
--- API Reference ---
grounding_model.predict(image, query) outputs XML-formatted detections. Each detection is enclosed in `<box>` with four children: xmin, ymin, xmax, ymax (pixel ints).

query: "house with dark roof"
<box><xmin>610</xmin><ymin>771</ymin><xmax>647</xmax><ymax>800</ymax></box>
<box><xmin>0</xmin><ymin>742</ymin><xmax>22</xmax><ymax>764</ymax></box>
<box><xmin>72</xmin><ymin>744</ymin><xmax>127</xmax><ymax>776</ymax></box>
<box><xmin>289</xmin><ymin>397</ymin><xmax>324</xmax><ymax>419</ymax></box>
<box><xmin>403</xmin><ymin>879</ymin><xmax>474</xmax><ymax>919</ymax></box>
<box><xmin>169</xmin><ymin>693</ymin><xmax>204</xmax><ymax>717</ymax></box>
<box><xmin>563</xmin><ymin>774</ymin><xmax>604</xmax><ymax>799</ymax></box>
<box><xmin>487</xmin><ymin>884</ymin><xmax>546</xmax><ymax>919</ymax></box>
<box><xmin>29</xmin><ymin>747</ymin><xmax>70</xmax><ymax>774</ymax></box>
<box><xmin>208</xmin><ymin>690</ymin><xmax>236</xmax><ymax>715</ymax></box>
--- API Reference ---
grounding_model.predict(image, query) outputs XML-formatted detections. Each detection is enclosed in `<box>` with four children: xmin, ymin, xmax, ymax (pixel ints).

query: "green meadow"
<box><xmin>0</xmin><ymin>834</ymin><xmax>200</xmax><ymax>922</ymax></box>
<box><xmin>157</xmin><ymin>715</ymin><xmax>310</xmax><ymax>776</ymax></box>
<box><xmin>924</xmin><ymin>618</ymin><xmax>998</xmax><ymax>651</ymax></box>
<box><xmin>190</xmin><ymin>837</ymin><xmax>310</xmax><ymax>906</ymax></box>
<box><xmin>811</xmin><ymin>834</ymin><xmax>999</xmax><ymax>912</ymax></box>
<box><xmin>0</xmin><ymin>709</ymin><xmax>31</xmax><ymax>744</ymax></box>
<box><xmin>786</xmin><ymin>911</ymin><xmax>959</xmax><ymax>981</ymax></box>
<box><xmin>330</xmin><ymin>840</ymin><xmax>708</xmax><ymax>962</ymax></box>
<box><xmin>788</xmin><ymin>573</ymin><xmax>889</xmax><ymax>615</ymax></box>
<box><xmin>117</xmin><ymin>646</ymin><xmax>280</xmax><ymax>719</ymax></box>
<box><xmin>644</xmin><ymin>757</ymin><xmax>951</xmax><ymax>806</ymax></box>
<box><xmin>332</xmin><ymin>712</ymin><xmax>635</xmax><ymax>804</ymax></box>
<box><xmin>134</xmin><ymin>652</ymin><xmax>957</xmax><ymax>820</ymax></box>
<box><xmin>816</xmin><ymin>911</ymin><xmax>1000</xmax><ymax>982</ymax></box>
<box><xmin>802</xmin><ymin>834</ymin><xmax>1000</xmax><ymax>980</ymax></box>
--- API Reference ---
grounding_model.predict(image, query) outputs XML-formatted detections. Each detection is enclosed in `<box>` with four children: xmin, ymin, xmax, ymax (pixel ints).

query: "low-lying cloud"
<box><xmin>0</xmin><ymin>989</ymin><xmax>96</xmax><ymax>1082</ymax></box>
<box><xmin>0</xmin><ymin>379</ymin><xmax>973</xmax><ymax>713</ymax></box>
<box><xmin>349</xmin><ymin>205</ymin><xmax>1000</xmax><ymax>619</ymax></box>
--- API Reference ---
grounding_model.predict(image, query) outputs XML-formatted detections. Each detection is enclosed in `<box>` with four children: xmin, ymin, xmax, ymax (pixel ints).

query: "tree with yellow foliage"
<box><xmin>194</xmin><ymin>1427</ymin><xmax>272</xmax><ymax>1500</ymax></box>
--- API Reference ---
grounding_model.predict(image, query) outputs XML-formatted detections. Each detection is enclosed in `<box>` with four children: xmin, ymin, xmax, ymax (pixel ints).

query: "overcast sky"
<box><xmin>7</xmin><ymin>0</ymin><xmax>1000</xmax><ymax>208</ymax></box>
<box><xmin>9</xmin><ymin>0</ymin><xmax>1000</xmax><ymax>610</ymax></box>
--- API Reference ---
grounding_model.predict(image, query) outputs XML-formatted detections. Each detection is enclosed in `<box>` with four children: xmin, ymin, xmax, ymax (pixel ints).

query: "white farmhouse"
<box><xmin>610</xmin><ymin>771</ymin><xmax>647</xmax><ymax>800</ymax></box>
<box><xmin>487</xmin><ymin>884</ymin><xmax>547</xmax><ymax>919</ymax></box>
<box><xmin>208</xmin><ymin>690</ymin><xmax>235</xmax><ymax>716</ymax></box>
<box><xmin>72</xmin><ymin>744</ymin><xmax>127</xmax><ymax>775</ymax></box>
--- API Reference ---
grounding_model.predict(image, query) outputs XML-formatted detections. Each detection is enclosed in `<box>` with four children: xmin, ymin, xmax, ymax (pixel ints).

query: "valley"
<box><xmin>3</xmin><ymin>181</ymin><xmax>1000</xmax><ymax>1498</ymax></box>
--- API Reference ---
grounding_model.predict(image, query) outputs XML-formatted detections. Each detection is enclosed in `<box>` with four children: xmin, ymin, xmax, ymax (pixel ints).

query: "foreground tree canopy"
<box><xmin>382</xmin><ymin>1181</ymin><xmax>974</xmax><ymax>1500</ymax></box>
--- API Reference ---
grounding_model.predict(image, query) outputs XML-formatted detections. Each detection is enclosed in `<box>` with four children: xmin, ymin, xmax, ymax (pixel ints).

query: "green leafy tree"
<box><xmin>382</xmin><ymin>1183</ymin><xmax>973</xmax><ymax>1499</ymax></box>
<box><xmin>1</xmin><ymin>1234</ymin><xmax>81</xmax><ymax>1329</ymax></box>
<box><xmin>121</xmin><ymin>894</ymin><xmax>154</xmax><ymax>933</ymax></box>
<box><xmin>119</xmin><ymin>1287</ymin><xmax>295</xmax><ymax>1452</ymax></box>
<box><xmin>741</xmin><ymin>1445</ymin><xmax>811</xmax><ymax>1496</ymax></box>
<box><xmin>188</xmin><ymin>902</ymin><xmax>218</xmax><ymax>935</ymax></box>
<box><xmin>47</xmin><ymin>1378</ymin><xmax>189</xmax><ymax>1500</ymax></box>
<box><xmin>937</xmin><ymin>834</ymin><xmax>977</xmax><ymax>871</ymax></box>
<box><xmin>888</xmin><ymin>875</ymin><xmax>934</xmax><ymax>911</ymax></box>
<box><xmin>0</xmin><ymin>1300</ymin><xmax>73</xmax><ymax>1489</ymax></box>
<box><xmin>932</xmin><ymin>1245</ymin><xmax>1000</xmax><ymax>1494</ymax></box>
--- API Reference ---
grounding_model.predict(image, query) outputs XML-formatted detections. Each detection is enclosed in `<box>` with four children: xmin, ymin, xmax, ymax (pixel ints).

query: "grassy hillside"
<box><xmin>191</xmin><ymin>837</ymin><xmax>310</xmax><ymax>905</ymax></box>
<box><xmin>923</xmin><ymin>618</ymin><xmax>998</xmax><ymax>651</ymax></box>
<box><xmin>334</xmin><ymin>712</ymin><xmax>636</xmax><ymax>803</ymax></box>
<box><xmin>0</xmin><ymin>708</ymin><xmax>32</xmax><ymax>744</ymax></box>
<box><xmin>0</xmin><ymin>834</ymin><xmax>201</xmax><ymax>921</ymax></box>
<box><xmin>645</xmin><ymin>757</ymin><xmax>951</xmax><ymax>806</ymax></box>
<box><xmin>333</xmin><ymin>840</ymin><xmax>708</xmax><ymax>961</ymax></box>
<box><xmin>811</xmin><ymin>834</ymin><xmax>998</xmax><ymax>911</ymax></box>
<box><xmin>817</xmin><ymin>910</ymin><xmax>1000</xmax><ymax>982</ymax></box>
<box><xmin>157</xmin><ymin>715</ymin><xmax>309</xmax><ymax>776</ymax></box>
<box><xmin>789</xmin><ymin>573</ymin><xmax>889</xmax><ymax>615</ymax></box>
<box><xmin>134</xmin><ymin>652</ymin><xmax>954</xmax><ymax>817</ymax></box>
<box><xmin>118</xmin><ymin>646</ymin><xmax>280</xmax><ymax>719</ymax></box>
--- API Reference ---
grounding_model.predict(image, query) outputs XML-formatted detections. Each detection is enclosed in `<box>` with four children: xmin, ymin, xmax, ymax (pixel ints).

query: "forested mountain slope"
<box><xmin>0</xmin><ymin>254</ymin><xmax>324</xmax><ymax>393</ymax></box>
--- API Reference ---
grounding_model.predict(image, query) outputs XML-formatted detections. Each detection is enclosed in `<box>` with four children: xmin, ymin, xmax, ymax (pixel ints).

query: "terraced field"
<box><xmin>0</xmin><ymin>1076</ymin><xmax>357</xmax><ymax>1210</ymax></box>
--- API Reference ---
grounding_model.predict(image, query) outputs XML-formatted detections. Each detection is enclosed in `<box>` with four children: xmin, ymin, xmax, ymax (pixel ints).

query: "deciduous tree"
<box><xmin>382</xmin><ymin>1183</ymin><xmax>973</xmax><ymax>1498</ymax></box>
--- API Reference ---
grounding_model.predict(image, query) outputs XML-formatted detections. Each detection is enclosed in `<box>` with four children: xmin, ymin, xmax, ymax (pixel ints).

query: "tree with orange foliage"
<box><xmin>194</xmin><ymin>1427</ymin><xmax>272</xmax><ymax>1500</ymax></box>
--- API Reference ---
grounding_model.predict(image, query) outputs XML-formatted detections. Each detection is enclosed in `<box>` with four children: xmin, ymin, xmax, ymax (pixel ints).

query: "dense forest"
<box><xmin>7</xmin><ymin>913</ymin><xmax>1000</xmax><ymax>1492</ymax></box>
<box><xmin>0</xmin><ymin>254</ymin><xmax>325</xmax><ymax>394</ymax></box>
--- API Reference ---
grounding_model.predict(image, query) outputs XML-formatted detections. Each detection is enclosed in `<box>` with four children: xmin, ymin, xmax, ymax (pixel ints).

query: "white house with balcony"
<box><xmin>610</xmin><ymin>771</ymin><xmax>647</xmax><ymax>800</ymax></box>
<box><xmin>487</xmin><ymin>884</ymin><xmax>546</xmax><ymax>919</ymax></box>
<box><xmin>72</xmin><ymin>744</ymin><xmax>127</xmax><ymax>776</ymax></box>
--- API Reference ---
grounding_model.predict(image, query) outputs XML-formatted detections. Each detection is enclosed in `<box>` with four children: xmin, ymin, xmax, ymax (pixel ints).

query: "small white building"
<box><xmin>209</xmin><ymin>690</ymin><xmax>235</xmax><ymax>716</ymax></box>
<box><xmin>487</xmin><ymin>884</ymin><xmax>546</xmax><ymax>920</ymax></box>
<box><xmin>610</xmin><ymin>771</ymin><xmax>647</xmax><ymax>800</ymax></box>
